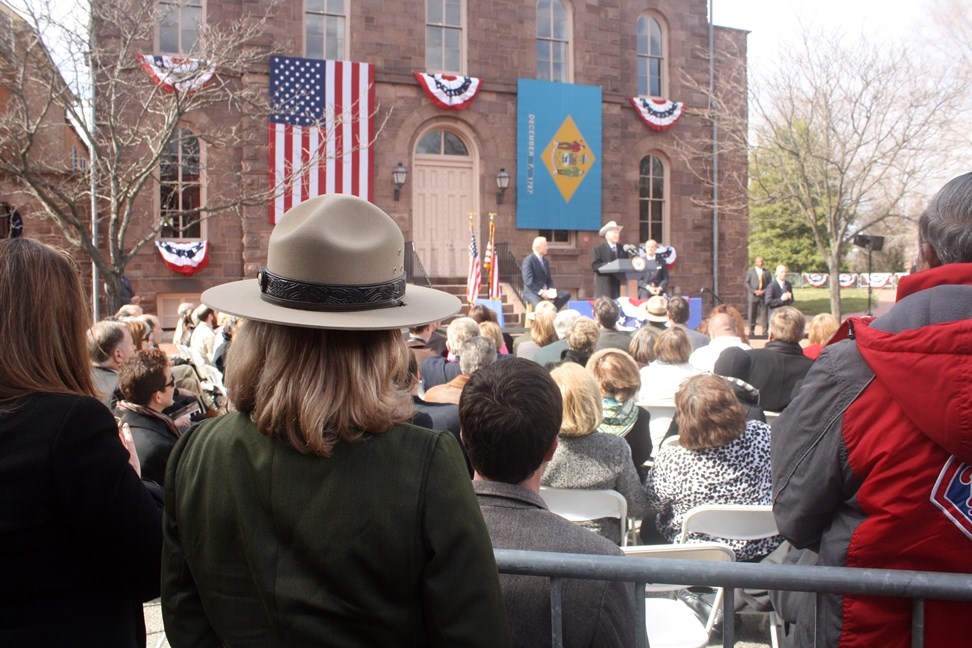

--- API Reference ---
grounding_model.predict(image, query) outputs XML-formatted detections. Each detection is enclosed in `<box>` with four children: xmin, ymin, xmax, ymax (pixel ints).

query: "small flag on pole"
<box><xmin>487</xmin><ymin>213</ymin><xmax>500</xmax><ymax>300</ymax></box>
<box><xmin>466</xmin><ymin>215</ymin><xmax>481</xmax><ymax>305</ymax></box>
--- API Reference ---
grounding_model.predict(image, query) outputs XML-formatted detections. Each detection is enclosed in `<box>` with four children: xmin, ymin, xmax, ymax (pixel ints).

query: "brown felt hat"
<box><xmin>641</xmin><ymin>295</ymin><xmax>669</xmax><ymax>323</ymax></box>
<box><xmin>201</xmin><ymin>195</ymin><xmax>461</xmax><ymax>330</ymax></box>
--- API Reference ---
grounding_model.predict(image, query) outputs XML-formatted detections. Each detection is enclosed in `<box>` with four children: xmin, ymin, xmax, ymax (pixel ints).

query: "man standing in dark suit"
<box><xmin>745</xmin><ymin>256</ymin><xmax>772</xmax><ymax>337</ymax></box>
<box><xmin>592</xmin><ymin>221</ymin><xmax>624</xmax><ymax>298</ymax></box>
<box><xmin>745</xmin><ymin>306</ymin><xmax>812</xmax><ymax>411</ymax></box>
<box><xmin>521</xmin><ymin>236</ymin><xmax>570</xmax><ymax>310</ymax></box>
<box><xmin>764</xmin><ymin>264</ymin><xmax>794</xmax><ymax>317</ymax></box>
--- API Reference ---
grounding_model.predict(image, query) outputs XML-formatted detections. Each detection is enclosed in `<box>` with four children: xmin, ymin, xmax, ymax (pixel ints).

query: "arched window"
<box><xmin>536</xmin><ymin>0</ymin><xmax>570</xmax><ymax>82</ymax></box>
<box><xmin>416</xmin><ymin>129</ymin><xmax>469</xmax><ymax>156</ymax></box>
<box><xmin>636</xmin><ymin>15</ymin><xmax>664</xmax><ymax>97</ymax></box>
<box><xmin>426</xmin><ymin>0</ymin><xmax>464</xmax><ymax>73</ymax></box>
<box><xmin>639</xmin><ymin>155</ymin><xmax>665</xmax><ymax>243</ymax></box>
<box><xmin>305</xmin><ymin>0</ymin><xmax>347</xmax><ymax>60</ymax></box>
<box><xmin>158</xmin><ymin>0</ymin><xmax>202</xmax><ymax>54</ymax></box>
<box><xmin>160</xmin><ymin>128</ymin><xmax>203</xmax><ymax>239</ymax></box>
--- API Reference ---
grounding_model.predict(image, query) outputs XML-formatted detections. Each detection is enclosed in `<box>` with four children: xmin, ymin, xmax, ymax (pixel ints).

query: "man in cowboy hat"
<box><xmin>592</xmin><ymin>220</ymin><xmax>626</xmax><ymax>298</ymax></box>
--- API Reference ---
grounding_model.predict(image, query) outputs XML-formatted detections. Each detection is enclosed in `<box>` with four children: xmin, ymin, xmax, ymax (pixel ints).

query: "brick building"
<box><xmin>9</xmin><ymin>0</ymin><xmax>749</xmax><ymax>326</ymax></box>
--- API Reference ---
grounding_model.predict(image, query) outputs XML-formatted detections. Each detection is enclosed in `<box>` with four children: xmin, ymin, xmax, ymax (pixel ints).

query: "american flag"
<box><xmin>268</xmin><ymin>56</ymin><xmax>374</xmax><ymax>223</ymax></box>
<box><xmin>466</xmin><ymin>225</ymin><xmax>482</xmax><ymax>305</ymax></box>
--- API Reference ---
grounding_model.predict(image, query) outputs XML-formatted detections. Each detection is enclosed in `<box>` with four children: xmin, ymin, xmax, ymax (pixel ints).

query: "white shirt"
<box><xmin>689</xmin><ymin>336</ymin><xmax>752</xmax><ymax>373</ymax></box>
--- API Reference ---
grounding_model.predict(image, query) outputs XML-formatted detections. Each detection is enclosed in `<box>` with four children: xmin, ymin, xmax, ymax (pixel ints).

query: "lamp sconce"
<box><xmin>392</xmin><ymin>162</ymin><xmax>408</xmax><ymax>201</ymax></box>
<box><xmin>496</xmin><ymin>168</ymin><xmax>511</xmax><ymax>204</ymax></box>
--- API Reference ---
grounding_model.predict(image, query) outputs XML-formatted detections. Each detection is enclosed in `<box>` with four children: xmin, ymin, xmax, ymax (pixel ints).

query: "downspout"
<box><xmin>88</xmin><ymin>9</ymin><xmax>98</xmax><ymax>320</ymax></box>
<box><xmin>709</xmin><ymin>0</ymin><xmax>719</xmax><ymax>296</ymax></box>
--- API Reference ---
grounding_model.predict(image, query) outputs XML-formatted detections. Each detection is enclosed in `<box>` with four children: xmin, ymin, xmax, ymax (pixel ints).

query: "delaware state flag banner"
<box><xmin>516</xmin><ymin>79</ymin><xmax>601</xmax><ymax>231</ymax></box>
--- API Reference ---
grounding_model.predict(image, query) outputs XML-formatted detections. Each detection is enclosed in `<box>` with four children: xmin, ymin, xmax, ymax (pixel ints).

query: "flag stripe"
<box><xmin>268</xmin><ymin>56</ymin><xmax>373</xmax><ymax>223</ymax></box>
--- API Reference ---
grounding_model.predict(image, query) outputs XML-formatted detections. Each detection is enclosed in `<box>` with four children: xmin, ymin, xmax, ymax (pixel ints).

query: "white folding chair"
<box><xmin>679</xmin><ymin>504</ymin><xmax>781</xmax><ymax>647</ymax></box>
<box><xmin>539</xmin><ymin>487</ymin><xmax>629</xmax><ymax>546</ymax></box>
<box><xmin>623</xmin><ymin>542</ymin><xmax>736</xmax><ymax>648</ymax></box>
<box><xmin>637</xmin><ymin>403</ymin><xmax>677</xmax><ymax>456</ymax></box>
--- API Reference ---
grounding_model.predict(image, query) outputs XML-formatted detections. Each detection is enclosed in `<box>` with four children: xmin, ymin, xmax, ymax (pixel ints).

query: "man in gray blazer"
<box><xmin>460</xmin><ymin>358</ymin><xmax>636</xmax><ymax>648</ymax></box>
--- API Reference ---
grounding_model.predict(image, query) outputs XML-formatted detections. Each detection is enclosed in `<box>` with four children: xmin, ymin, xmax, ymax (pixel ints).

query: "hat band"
<box><xmin>259</xmin><ymin>267</ymin><xmax>406</xmax><ymax>312</ymax></box>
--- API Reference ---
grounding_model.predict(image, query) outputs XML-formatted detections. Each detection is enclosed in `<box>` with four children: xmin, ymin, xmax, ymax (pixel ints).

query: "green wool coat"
<box><xmin>161</xmin><ymin>412</ymin><xmax>512</xmax><ymax>647</ymax></box>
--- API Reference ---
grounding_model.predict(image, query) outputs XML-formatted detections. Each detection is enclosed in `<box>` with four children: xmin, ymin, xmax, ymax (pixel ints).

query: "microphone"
<box><xmin>622</xmin><ymin>244</ymin><xmax>639</xmax><ymax>256</ymax></box>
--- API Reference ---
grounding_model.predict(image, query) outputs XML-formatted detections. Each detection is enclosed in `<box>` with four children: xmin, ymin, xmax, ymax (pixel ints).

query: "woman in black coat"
<box><xmin>0</xmin><ymin>239</ymin><xmax>163</xmax><ymax>647</ymax></box>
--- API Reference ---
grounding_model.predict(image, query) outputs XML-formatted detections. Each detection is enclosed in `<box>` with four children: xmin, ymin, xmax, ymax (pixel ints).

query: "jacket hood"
<box><xmin>852</xmin><ymin>315</ymin><xmax>972</xmax><ymax>462</ymax></box>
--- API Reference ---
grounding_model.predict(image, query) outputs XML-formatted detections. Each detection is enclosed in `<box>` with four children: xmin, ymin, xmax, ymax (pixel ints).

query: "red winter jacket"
<box><xmin>772</xmin><ymin>263</ymin><xmax>972</xmax><ymax>647</ymax></box>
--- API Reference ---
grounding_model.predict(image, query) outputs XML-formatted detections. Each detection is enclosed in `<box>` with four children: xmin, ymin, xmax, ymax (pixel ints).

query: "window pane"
<box><xmin>445</xmin><ymin>0</ymin><xmax>461</xmax><ymax>26</ymax></box>
<box><xmin>636</xmin><ymin>17</ymin><xmax>648</xmax><ymax>55</ymax></box>
<box><xmin>326</xmin><ymin>0</ymin><xmax>344</xmax><ymax>13</ymax></box>
<box><xmin>182</xmin><ymin>6</ymin><xmax>200</xmax><ymax>52</ymax></box>
<box><xmin>650</xmin><ymin>19</ymin><xmax>662</xmax><ymax>56</ymax></box>
<box><xmin>652</xmin><ymin>156</ymin><xmax>663</xmax><ymax>177</ymax></box>
<box><xmin>307</xmin><ymin>0</ymin><xmax>324</xmax><ymax>12</ymax></box>
<box><xmin>443</xmin><ymin>132</ymin><xmax>468</xmax><ymax>155</ymax></box>
<box><xmin>637</xmin><ymin>58</ymin><xmax>647</xmax><ymax>96</ymax></box>
<box><xmin>650</xmin><ymin>60</ymin><xmax>661</xmax><ymax>96</ymax></box>
<box><xmin>326</xmin><ymin>17</ymin><xmax>344</xmax><ymax>59</ymax></box>
<box><xmin>306</xmin><ymin>15</ymin><xmax>323</xmax><ymax>58</ymax></box>
<box><xmin>416</xmin><ymin>131</ymin><xmax>442</xmax><ymax>154</ymax></box>
<box><xmin>428</xmin><ymin>0</ymin><xmax>443</xmax><ymax>24</ymax></box>
<box><xmin>553</xmin><ymin>42</ymin><xmax>567</xmax><ymax>81</ymax></box>
<box><xmin>552</xmin><ymin>0</ymin><xmax>568</xmax><ymax>40</ymax></box>
<box><xmin>159</xmin><ymin>13</ymin><xmax>178</xmax><ymax>53</ymax></box>
<box><xmin>537</xmin><ymin>0</ymin><xmax>551</xmax><ymax>38</ymax></box>
<box><xmin>537</xmin><ymin>41</ymin><xmax>550</xmax><ymax>80</ymax></box>
<box><xmin>639</xmin><ymin>156</ymin><xmax>652</xmax><ymax>176</ymax></box>
<box><xmin>652</xmin><ymin>176</ymin><xmax>663</xmax><ymax>199</ymax></box>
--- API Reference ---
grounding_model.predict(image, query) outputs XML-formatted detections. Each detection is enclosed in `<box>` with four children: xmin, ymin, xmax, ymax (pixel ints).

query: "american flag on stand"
<box><xmin>466</xmin><ymin>221</ymin><xmax>482</xmax><ymax>305</ymax></box>
<box><xmin>268</xmin><ymin>56</ymin><xmax>374</xmax><ymax>223</ymax></box>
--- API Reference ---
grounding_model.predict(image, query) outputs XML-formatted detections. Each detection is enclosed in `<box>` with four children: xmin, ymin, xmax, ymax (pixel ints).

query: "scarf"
<box><xmin>116</xmin><ymin>400</ymin><xmax>181</xmax><ymax>440</ymax></box>
<box><xmin>598</xmin><ymin>397</ymin><xmax>640</xmax><ymax>437</ymax></box>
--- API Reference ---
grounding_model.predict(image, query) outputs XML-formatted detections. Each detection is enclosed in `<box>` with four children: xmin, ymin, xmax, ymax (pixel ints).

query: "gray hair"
<box><xmin>459</xmin><ymin>336</ymin><xmax>497</xmax><ymax>376</ymax></box>
<box><xmin>920</xmin><ymin>172</ymin><xmax>972</xmax><ymax>265</ymax></box>
<box><xmin>553</xmin><ymin>309</ymin><xmax>582</xmax><ymax>340</ymax></box>
<box><xmin>446</xmin><ymin>317</ymin><xmax>481</xmax><ymax>352</ymax></box>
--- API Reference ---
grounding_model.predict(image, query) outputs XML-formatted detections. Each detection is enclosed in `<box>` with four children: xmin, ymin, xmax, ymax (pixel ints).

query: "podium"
<box><xmin>597</xmin><ymin>259</ymin><xmax>654</xmax><ymax>298</ymax></box>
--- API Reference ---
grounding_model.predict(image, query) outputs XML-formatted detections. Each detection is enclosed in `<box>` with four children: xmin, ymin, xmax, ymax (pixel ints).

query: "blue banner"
<box><xmin>516</xmin><ymin>79</ymin><xmax>602</xmax><ymax>231</ymax></box>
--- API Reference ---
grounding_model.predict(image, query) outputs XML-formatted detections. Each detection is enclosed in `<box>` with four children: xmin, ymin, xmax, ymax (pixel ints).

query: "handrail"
<box><xmin>495</xmin><ymin>548</ymin><xmax>972</xmax><ymax>648</ymax></box>
<box><xmin>496</xmin><ymin>242</ymin><xmax>522</xmax><ymax>304</ymax></box>
<box><xmin>402</xmin><ymin>240</ymin><xmax>432</xmax><ymax>288</ymax></box>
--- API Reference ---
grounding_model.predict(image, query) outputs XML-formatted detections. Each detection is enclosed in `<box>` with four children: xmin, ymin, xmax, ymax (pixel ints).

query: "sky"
<box><xmin>712</xmin><ymin>0</ymin><xmax>929</xmax><ymax>70</ymax></box>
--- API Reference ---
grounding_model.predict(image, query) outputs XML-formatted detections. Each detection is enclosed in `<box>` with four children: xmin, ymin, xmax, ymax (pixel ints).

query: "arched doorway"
<box><xmin>412</xmin><ymin>126</ymin><xmax>478</xmax><ymax>277</ymax></box>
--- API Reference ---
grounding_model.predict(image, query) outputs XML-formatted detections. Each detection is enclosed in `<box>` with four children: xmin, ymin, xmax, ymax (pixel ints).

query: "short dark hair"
<box><xmin>118</xmin><ymin>349</ymin><xmax>170</xmax><ymax>406</ymax></box>
<box><xmin>87</xmin><ymin>320</ymin><xmax>129</xmax><ymax>364</ymax></box>
<box><xmin>676</xmin><ymin>374</ymin><xmax>746</xmax><ymax>450</ymax></box>
<box><xmin>593</xmin><ymin>297</ymin><xmax>620</xmax><ymax>329</ymax></box>
<box><xmin>667</xmin><ymin>296</ymin><xmax>690</xmax><ymax>324</ymax></box>
<box><xmin>459</xmin><ymin>358</ymin><xmax>562</xmax><ymax>484</ymax></box>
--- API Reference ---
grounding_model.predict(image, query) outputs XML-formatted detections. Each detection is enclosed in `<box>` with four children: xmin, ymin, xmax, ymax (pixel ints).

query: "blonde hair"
<box><xmin>531</xmin><ymin>307</ymin><xmax>558</xmax><ymax>346</ymax></box>
<box><xmin>550</xmin><ymin>363</ymin><xmax>603</xmax><ymax>437</ymax></box>
<box><xmin>0</xmin><ymin>239</ymin><xmax>94</xmax><ymax>405</ymax></box>
<box><xmin>808</xmin><ymin>313</ymin><xmax>839</xmax><ymax>346</ymax></box>
<box><xmin>628</xmin><ymin>327</ymin><xmax>659</xmax><ymax>366</ymax></box>
<box><xmin>566</xmin><ymin>317</ymin><xmax>599</xmax><ymax>355</ymax></box>
<box><xmin>769</xmin><ymin>307</ymin><xmax>805</xmax><ymax>344</ymax></box>
<box><xmin>227</xmin><ymin>321</ymin><xmax>414</xmax><ymax>456</ymax></box>
<box><xmin>586</xmin><ymin>349</ymin><xmax>641</xmax><ymax>402</ymax></box>
<box><xmin>478</xmin><ymin>321</ymin><xmax>504</xmax><ymax>351</ymax></box>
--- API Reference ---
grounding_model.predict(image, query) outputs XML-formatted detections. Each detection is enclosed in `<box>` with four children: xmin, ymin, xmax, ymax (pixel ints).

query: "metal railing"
<box><xmin>495</xmin><ymin>549</ymin><xmax>972</xmax><ymax>648</ymax></box>
<box><xmin>402</xmin><ymin>240</ymin><xmax>432</xmax><ymax>288</ymax></box>
<box><xmin>496</xmin><ymin>242</ymin><xmax>522</xmax><ymax>304</ymax></box>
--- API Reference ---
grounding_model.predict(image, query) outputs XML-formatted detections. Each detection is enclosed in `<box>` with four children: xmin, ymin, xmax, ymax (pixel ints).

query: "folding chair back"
<box><xmin>539</xmin><ymin>487</ymin><xmax>629</xmax><ymax>545</ymax></box>
<box><xmin>678</xmin><ymin>504</ymin><xmax>778</xmax><ymax>543</ymax></box>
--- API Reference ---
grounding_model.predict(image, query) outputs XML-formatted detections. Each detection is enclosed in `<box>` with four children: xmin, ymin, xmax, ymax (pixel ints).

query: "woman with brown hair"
<box><xmin>643</xmin><ymin>374</ymin><xmax>780</xmax><ymax>561</ymax></box>
<box><xmin>541</xmin><ymin>363</ymin><xmax>648</xmax><ymax>544</ymax></box>
<box><xmin>636</xmin><ymin>326</ymin><xmax>701</xmax><ymax>405</ymax></box>
<box><xmin>0</xmin><ymin>238</ymin><xmax>163</xmax><ymax>647</ymax></box>
<box><xmin>161</xmin><ymin>195</ymin><xmax>510</xmax><ymax>646</ymax></box>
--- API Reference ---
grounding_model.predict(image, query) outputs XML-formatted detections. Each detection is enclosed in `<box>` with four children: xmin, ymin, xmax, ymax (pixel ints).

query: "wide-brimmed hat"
<box><xmin>201</xmin><ymin>195</ymin><xmax>461</xmax><ymax>330</ymax></box>
<box><xmin>598</xmin><ymin>221</ymin><xmax>623</xmax><ymax>237</ymax></box>
<box><xmin>641</xmin><ymin>295</ymin><xmax>669</xmax><ymax>323</ymax></box>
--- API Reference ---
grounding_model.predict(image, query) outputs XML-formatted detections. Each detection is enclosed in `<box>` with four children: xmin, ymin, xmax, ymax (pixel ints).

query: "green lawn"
<box><xmin>792</xmin><ymin>287</ymin><xmax>873</xmax><ymax>317</ymax></box>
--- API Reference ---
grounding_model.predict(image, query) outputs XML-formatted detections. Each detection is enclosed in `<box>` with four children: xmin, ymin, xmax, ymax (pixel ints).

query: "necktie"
<box><xmin>757</xmin><ymin>271</ymin><xmax>763</xmax><ymax>290</ymax></box>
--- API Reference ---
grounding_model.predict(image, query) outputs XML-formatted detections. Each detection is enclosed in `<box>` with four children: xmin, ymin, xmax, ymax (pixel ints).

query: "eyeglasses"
<box><xmin>164</xmin><ymin>375</ymin><xmax>176</xmax><ymax>389</ymax></box>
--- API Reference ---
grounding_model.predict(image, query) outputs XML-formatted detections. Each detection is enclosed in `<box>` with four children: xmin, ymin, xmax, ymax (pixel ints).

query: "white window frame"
<box><xmin>425</xmin><ymin>0</ymin><xmax>465</xmax><ymax>74</ymax></box>
<box><xmin>159</xmin><ymin>128</ymin><xmax>206</xmax><ymax>240</ymax></box>
<box><xmin>536</xmin><ymin>0</ymin><xmax>572</xmax><ymax>83</ymax></box>
<box><xmin>157</xmin><ymin>0</ymin><xmax>204</xmax><ymax>55</ymax></box>
<box><xmin>304</xmin><ymin>0</ymin><xmax>349</xmax><ymax>60</ymax></box>
<box><xmin>636</xmin><ymin>13</ymin><xmax>667</xmax><ymax>97</ymax></box>
<box><xmin>638</xmin><ymin>153</ymin><xmax>668</xmax><ymax>245</ymax></box>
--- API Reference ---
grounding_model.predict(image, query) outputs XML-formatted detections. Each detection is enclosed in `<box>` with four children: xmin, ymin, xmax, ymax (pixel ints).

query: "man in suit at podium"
<box><xmin>592</xmin><ymin>221</ymin><xmax>625</xmax><ymax>298</ymax></box>
<box><xmin>745</xmin><ymin>256</ymin><xmax>773</xmax><ymax>337</ymax></box>
<box><xmin>522</xmin><ymin>236</ymin><xmax>570</xmax><ymax>310</ymax></box>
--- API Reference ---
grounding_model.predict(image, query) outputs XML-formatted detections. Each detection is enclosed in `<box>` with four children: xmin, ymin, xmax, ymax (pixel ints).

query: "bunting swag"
<box><xmin>414</xmin><ymin>72</ymin><xmax>481</xmax><ymax>110</ymax></box>
<box><xmin>137</xmin><ymin>53</ymin><xmax>216</xmax><ymax>94</ymax></box>
<box><xmin>657</xmin><ymin>244</ymin><xmax>677</xmax><ymax>268</ymax></box>
<box><xmin>803</xmin><ymin>272</ymin><xmax>829</xmax><ymax>288</ymax></box>
<box><xmin>838</xmin><ymin>273</ymin><xmax>858</xmax><ymax>288</ymax></box>
<box><xmin>860</xmin><ymin>273</ymin><xmax>894</xmax><ymax>289</ymax></box>
<box><xmin>155</xmin><ymin>240</ymin><xmax>210</xmax><ymax>276</ymax></box>
<box><xmin>629</xmin><ymin>97</ymin><xmax>684</xmax><ymax>132</ymax></box>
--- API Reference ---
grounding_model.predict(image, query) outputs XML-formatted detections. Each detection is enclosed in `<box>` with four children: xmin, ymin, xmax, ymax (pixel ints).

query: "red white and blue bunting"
<box><xmin>657</xmin><ymin>244</ymin><xmax>677</xmax><ymax>268</ymax></box>
<box><xmin>155</xmin><ymin>240</ymin><xmax>209</xmax><ymax>276</ymax></box>
<box><xmin>629</xmin><ymin>97</ymin><xmax>684</xmax><ymax>132</ymax></box>
<box><xmin>414</xmin><ymin>72</ymin><xmax>481</xmax><ymax>110</ymax></box>
<box><xmin>838</xmin><ymin>273</ymin><xmax>858</xmax><ymax>288</ymax></box>
<box><xmin>859</xmin><ymin>273</ymin><xmax>894</xmax><ymax>289</ymax></box>
<box><xmin>803</xmin><ymin>272</ymin><xmax>829</xmax><ymax>288</ymax></box>
<box><xmin>137</xmin><ymin>53</ymin><xmax>216</xmax><ymax>94</ymax></box>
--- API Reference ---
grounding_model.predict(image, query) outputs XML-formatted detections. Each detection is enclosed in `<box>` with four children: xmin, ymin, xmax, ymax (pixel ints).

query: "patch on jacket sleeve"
<box><xmin>931</xmin><ymin>456</ymin><xmax>972</xmax><ymax>541</ymax></box>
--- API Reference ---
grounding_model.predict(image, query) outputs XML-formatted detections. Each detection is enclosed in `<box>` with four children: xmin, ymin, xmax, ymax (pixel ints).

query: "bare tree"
<box><xmin>0</xmin><ymin>0</ymin><xmax>384</xmax><ymax>312</ymax></box>
<box><xmin>749</xmin><ymin>28</ymin><xmax>965</xmax><ymax>319</ymax></box>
